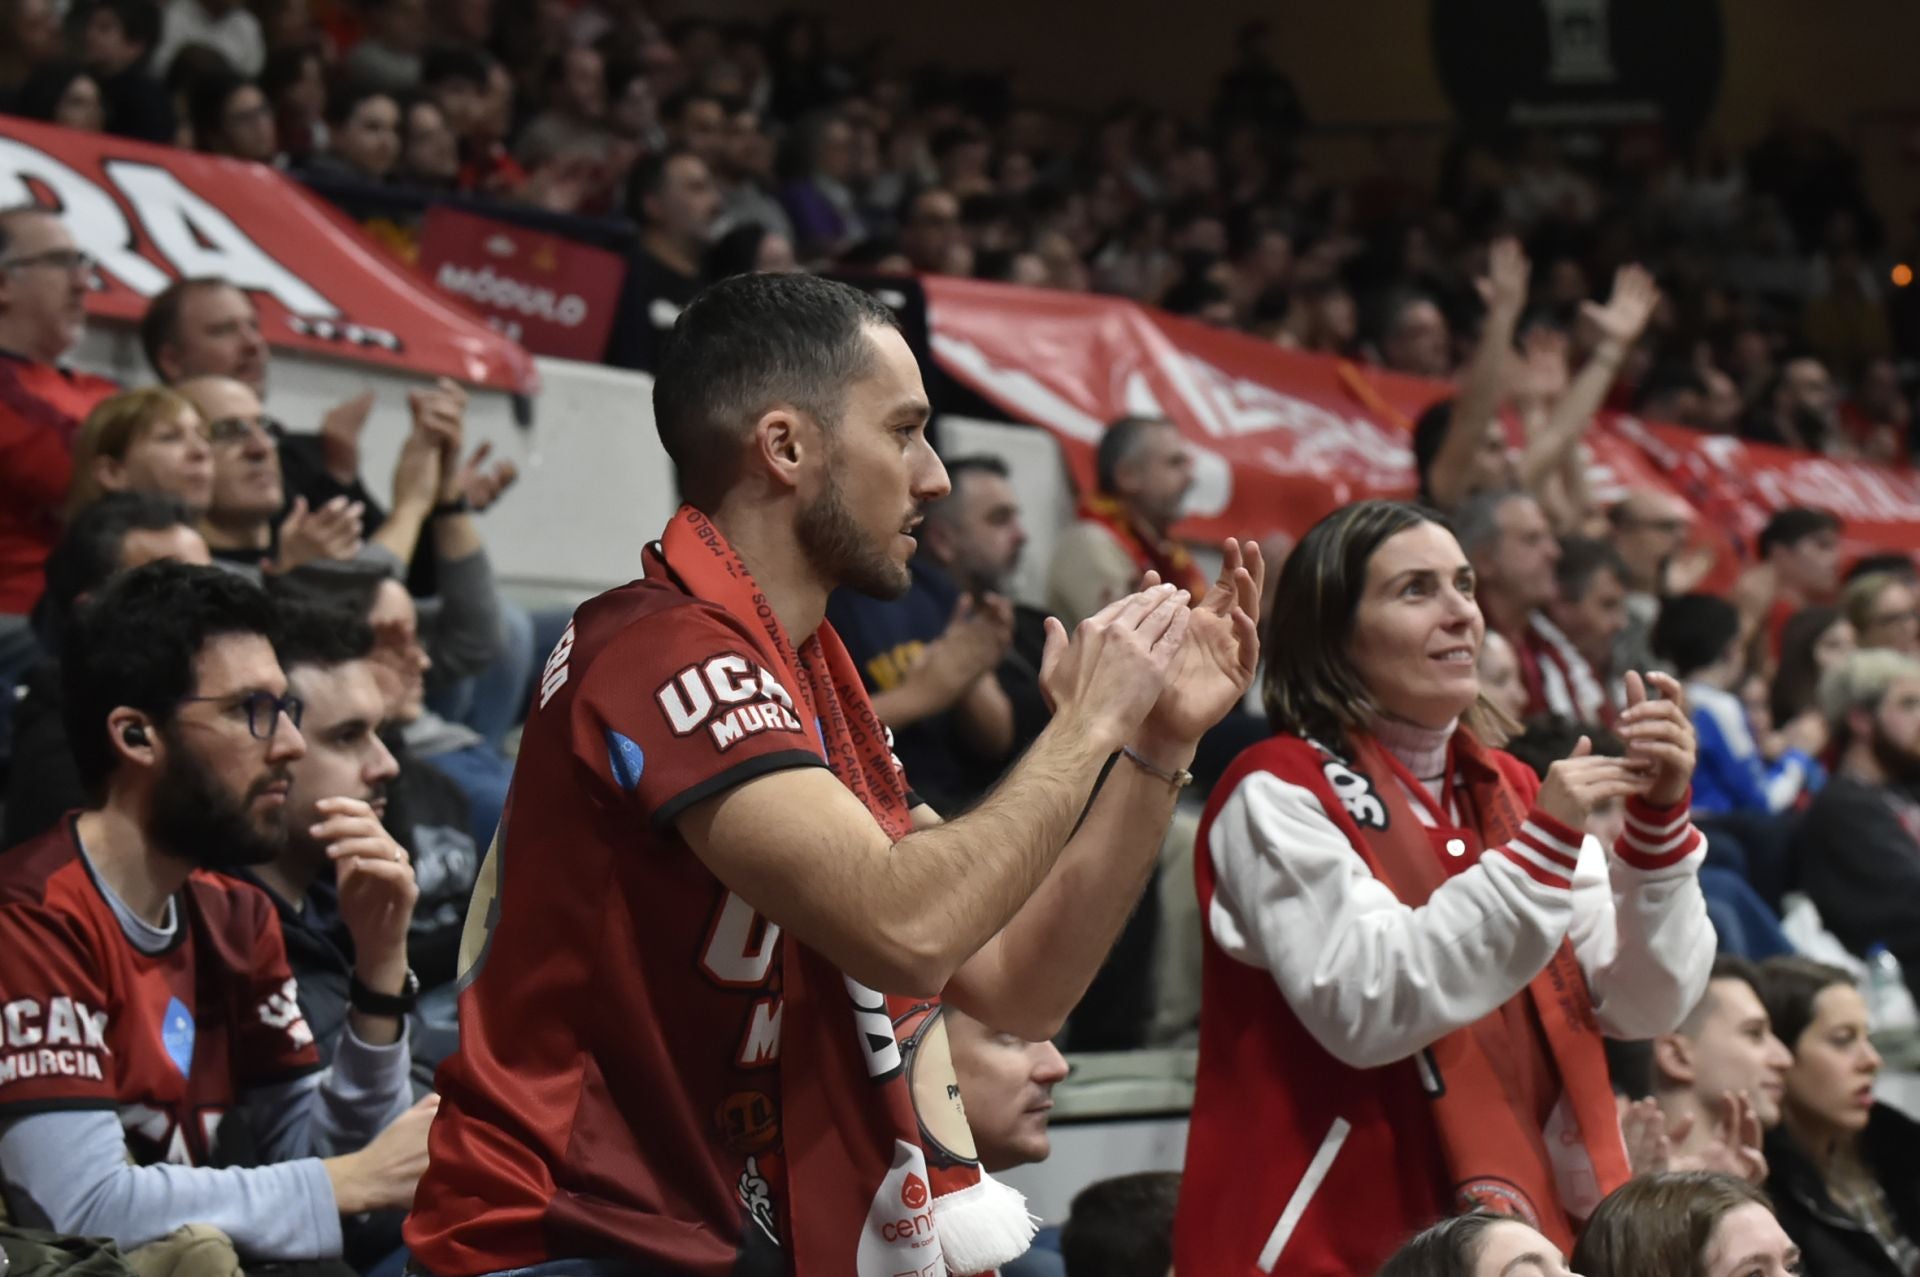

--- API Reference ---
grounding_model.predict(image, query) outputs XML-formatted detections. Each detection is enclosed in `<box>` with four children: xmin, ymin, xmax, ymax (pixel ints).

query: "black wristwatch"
<box><xmin>349</xmin><ymin>968</ymin><xmax>420</xmax><ymax>1017</ymax></box>
<box><xmin>429</xmin><ymin>497</ymin><xmax>471</xmax><ymax>519</ymax></box>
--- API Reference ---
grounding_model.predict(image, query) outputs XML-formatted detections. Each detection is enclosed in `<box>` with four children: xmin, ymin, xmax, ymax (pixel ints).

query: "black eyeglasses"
<box><xmin>177</xmin><ymin>690</ymin><xmax>304</xmax><ymax>740</ymax></box>
<box><xmin>0</xmin><ymin>248</ymin><xmax>97</xmax><ymax>275</ymax></box>
<box><xmin>205</xmin><ymin>415</ymin><xmax>283</xmax><ymax>448</ymax></box>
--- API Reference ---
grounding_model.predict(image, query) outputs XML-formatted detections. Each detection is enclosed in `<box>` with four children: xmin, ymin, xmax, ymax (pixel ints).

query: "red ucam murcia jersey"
<box><xmin>0</xmin><ymin>817</ymin><xmax>320</xmax><ymax>1166</ymax></box>
<box><xmin>408</xmin><ymin>577</ymin><xmax>917</xmax><ymax>1277</ymax></box>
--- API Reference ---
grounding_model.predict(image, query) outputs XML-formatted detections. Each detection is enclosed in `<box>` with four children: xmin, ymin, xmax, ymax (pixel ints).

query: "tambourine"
<box><xmin>892</xmin><ymin>1001</ymin><xmax>980</xmax><ymax>1168</ymax></box>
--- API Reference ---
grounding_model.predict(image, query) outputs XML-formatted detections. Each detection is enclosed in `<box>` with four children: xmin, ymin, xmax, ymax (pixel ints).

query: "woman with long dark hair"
<box><xmin>1174</xmin><ymin>499</ymin><xmax>1716</xmax><ymax>1275</ymax></box>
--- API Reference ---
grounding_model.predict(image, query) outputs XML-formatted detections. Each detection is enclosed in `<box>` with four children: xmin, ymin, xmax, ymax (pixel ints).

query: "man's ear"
<box><xmin>106</xmin><ymin>707</ymin><xmax>161</xmax><ymax>773</ymax></box>
<box><xmin>752</xmin><ymin>406</ymin><xmax>815</xmax><ymax>493</ymax></box>
<box><xmin>155</xmin><ymin>341</ymin><xmax>183</xmax><ymax>384</ymax></box>
<box><xmin>1651</xmin><ymin>1032</ymin><xmax>1695</xmax><ymax>1088</ymax></box>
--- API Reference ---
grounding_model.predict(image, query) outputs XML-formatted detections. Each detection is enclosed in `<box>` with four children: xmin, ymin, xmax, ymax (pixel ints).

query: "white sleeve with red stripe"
<box><xmin>1567</xmin><ymin>792</ymin><xmax>1716</xmax><ymax>1039</ymax></box>
<box><xmin>1206</xmin><ymin>770</ymin><xmax>1588</xmax><ymax>1071</ymax></box>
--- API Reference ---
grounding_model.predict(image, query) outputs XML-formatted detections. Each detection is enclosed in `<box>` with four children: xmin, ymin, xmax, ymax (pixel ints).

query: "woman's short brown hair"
<box><xmin>1571</xmin><ymin>1172</ymin><xmax>1773</xmax><ymax>1277</ymax></box>
<box><xmin>65</xmin><ymin>386</ymin><xmax>205</xmax><ymax>521</ymax></box>
<box><xmin>1260</xmin><ymin>498</ymin><xmax>1507</xmax><ymax>747</ymax></box>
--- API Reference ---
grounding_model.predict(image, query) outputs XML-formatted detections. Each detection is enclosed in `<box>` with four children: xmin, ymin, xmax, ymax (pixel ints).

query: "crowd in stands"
<box><xmin>11</xmin><ymin>5</ymin><xmax>1920</xmax><ymax>1276</ymax></box>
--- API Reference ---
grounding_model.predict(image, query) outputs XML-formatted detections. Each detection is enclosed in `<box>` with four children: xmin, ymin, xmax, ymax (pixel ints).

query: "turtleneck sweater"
<box><xmin>1370</xmin><ymin>715</ymin><xmax>1458</xmax><ymax>805</ymax></box>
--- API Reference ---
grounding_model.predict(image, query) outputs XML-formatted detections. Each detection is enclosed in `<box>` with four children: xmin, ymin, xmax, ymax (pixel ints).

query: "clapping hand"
<box><xmin>1136</xmin><ymin>539</ymin><xmax>1264</xmax><ymax>748</ymax></box>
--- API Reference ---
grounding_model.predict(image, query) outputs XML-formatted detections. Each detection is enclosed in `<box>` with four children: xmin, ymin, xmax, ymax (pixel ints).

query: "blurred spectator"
<box><xmin>342</xmin><ymin>0</ymin><xmax>427</xmax><ymax>94</ymax></box>
<box><xmin>1844</xmin><ymin>571</ymin><xmax>1920</xmax><ymax>656</ymax></box>
<box><xmin>3</xmin><ymin>493</ymin><xmax>209</xmax><ymax>850</ymax></box>
<box><xmin>1805</xmin><ymin>247</ymin><xmax>1894</xmax><ymax>381</ymax></box>
<box><xmin>1538</xmin><ymin>536</ymin><xmax>1630</xmax><ymax>725</ymax></box>
<box><xmin>175</xmin><ymin>374</ymin><xmax>367</xmax><ymax>577</ymax></box>
<box><xmin>421</xmin><ymin>45</ymin><xmax>524</xmax><ymax>195</ymax></box>
<box><xmin>660</xmin><ymin>87</ymin><xmax>725</xmax><ymax>169</ymax></box>
<box><xmin>1769</xmin><ymin>605</ymin><xmax>1855</xmax><ymax>730</ymax></box>
<box><xmin>1606</xmin><ymin>490</ymin><xmax>1695</xmax><ymax>661</ymax></box>
<box><xmin>1047</xmin><ymin>416</ymin><xmax>1202</xmax><ymax>628</ymax></box>
<box><xmin>830</xmin><ymin>454</ymin><xmax>1033</xmax><ymax>815</ymax></box>
<box><xmin>0</xmin><ymin>0</ymin><xmax>64</xmax><ymax>111</ymax></box>
<box><xmin>1747</xmin><ymin>354</ymin><xmax>1844</xmax><ymax>456</ymax></box>
<box><xmin>268</xmin><ymin>563</ymin><xmax>487</xmax><ymax>987</ymax></box>
<box><xmin>309</xmin><ymin>86</ymin><xmax>402</xmax><ymax>183</ymax></box>
<box><xmin>65</xmin><ymin>385</ymin><xmax>214</xmax><ymax>518</ymax></box>
<box><xmin>1062</xmin><ymin>1172</ymin><xmax>1181</xmax><ymax>1277</ymax></box>
<box><xmin>901</xmin><ymin>186</ymin><xmax>966</xmax><ymax>276</ymax></box>
<box><xmin>81</xmin><ymin>0</ymin><xmax>173</xmax><ymax>143</ymax></box>
<box><xmin>259</xmin><ymin>43</ymin><xmax>326</xmax><ymax>164</ymax></box>
<box><xmin>1374</xmin><ymin>288</ymin><xmax>1452</xmax><ymax>378</ymax></box>
<box><xmin>1795</xmin><ymin>650</ymin><xmax>1920</xmax><ymax>1000</ymax></box>
<box><xmin>1848</xmin><ymin>552</ymin><xmax>1918</xmax><ymax>584</ymax></box>
<box><xmin>0</xmin><ymin>205</ymin><xmax>119</xmax><ymax>754</ymax></box>
<box><xmin>1842</xmin><ymin>358</ymin><xmax>1912</xmax><ymax>463</ymax></box>
<box><xmin>186</xmin><ymin>69</ymin><xmax>278</xmax><ymax>163</ymax></box>
<box><xmin>1756</xmin><ymin>956</ymin><xmax>1920</xmax><ymax>1276</ymax></box>
<box><xmin>702</xmin><ymin>223</ymin><xmax>795</xmax><ymax>281</ymax></box>
<box><xmin>154</xmin><ymin>0</ymin><xmax>263</xmax><ymax>78</ymax></box>
<box><xmin>398</xmin><ymin>94</ymin><xmax>460</xmax><ymax>190</ymax></box>
<box><xmin>1654</xmin><ymin>592</ymin><xmax>1820</xmax><ymax>816</ymax></box>
<box><xmin>779</xmin><ymin>111</ymin><xmax>864</xmax><ymax>260</ymax></box>
<box><xmin>604</xmin><ymin>148</ymin><xmax>719</xmax><ymax>373</ymax></box>
<box><xmin>1476</xmin><ymin>628</ymin><xmax>1529</xmax><ymax>728</ymax></box>
<box><xmin>17</xmin><ymin>64</ymin><xmax>107</xmax><ymax>133</ymax></box>
<box><xmin>1756</xmin><ymin>507</ymin><xmax>1844</xmax><ymax>657</ymax></box>
<box><xmin>711</xmin><ymin>105</ymin><xmax>793</xmax><ymax>241</ymax></box>
<box><xmin>1411</xmin><ymin>239</ymin><xmax>1529</xmax><ymax>513</ymax></box>
<box><xmin>1646</xmin><ymin>955</ymin><xmax>1790</xmax><ymax>1176</ymax></box>
<box><xmin>1456</xmin><ymin>490</ymin><xmax>1563</xmax><ymax>717</ymax></box>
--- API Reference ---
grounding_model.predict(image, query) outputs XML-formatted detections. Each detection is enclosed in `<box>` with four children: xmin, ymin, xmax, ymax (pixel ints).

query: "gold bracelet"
<box><xmin>1121</xmin><ymin>745</ymin><xmax>1194</xmax><ymax>790</ymax></box>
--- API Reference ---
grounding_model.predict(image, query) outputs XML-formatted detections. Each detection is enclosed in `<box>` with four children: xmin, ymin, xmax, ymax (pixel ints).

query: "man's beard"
<box><xmin>148</xmin><ymin>732</ymin><xmax>291</xmax><ymax>870</ymax></box>
<box><xmin>797</xmin><ymin>466</ymin><xmax>910</xmax><ymax>600</ymax></box>
<box><xmin>1870</xmin><ymin>720</ymin><xmax>1920</xmax><ymax>789</ymax></box>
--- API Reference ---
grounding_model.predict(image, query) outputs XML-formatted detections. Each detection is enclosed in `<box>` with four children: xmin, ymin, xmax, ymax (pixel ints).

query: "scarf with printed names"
<box><xmin>1335</xmin><ymin>727</ymin><xmax>1630</xmax><ymax>1251</ymax></box>
<box><xmin>649</xmin><ymin>506</ymin><xmax>1035</xmax><ymax>1276</ymax></box>
<box><xmin>1074</xmin><ymin>493</ymin><xmax>1209</xmax><ymax>596</ymax></box>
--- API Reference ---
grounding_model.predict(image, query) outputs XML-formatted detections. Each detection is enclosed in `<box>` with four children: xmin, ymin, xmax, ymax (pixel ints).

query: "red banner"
<box><xmin>923</xmin><ymin>276</ymin><xmax>1920</xmax><ymax>567</ymax></box>
<box><xmin>416</xmin><ymin>206</ymin><xmax>626</xmax><ymax>362</ymax></box>
<box><xmin>0</xmin><ymin>116</ymin><xmax>536</xmax><ymax>394</ymax></box>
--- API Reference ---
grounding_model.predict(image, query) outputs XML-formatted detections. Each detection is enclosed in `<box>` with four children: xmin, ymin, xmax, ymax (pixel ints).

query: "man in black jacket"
<box><xmin>1794</xmin><ymin>649</ymin><xmax>1920</xmax><ymax>1000</ymax></box>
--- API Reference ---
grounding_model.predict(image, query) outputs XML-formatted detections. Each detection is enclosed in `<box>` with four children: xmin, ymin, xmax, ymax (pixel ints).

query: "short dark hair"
<box><xmin>326</xmin><ymin>82</ymin><xmax>396</xmax><ymax>128</ymax></box>
<box><xmin>624</xmin><ymin>146</ymin><xmax>700</xmax><ymax>226</ymax></box>
<box><xmin>1058</xmin><ymin>1172</ymin><xmax>1179</xmax><ymax>1277</ymax></box>
<box><xmin>1093</xmin><ymin>416</ymin><xmax>1172</xmax><ymax>496</ymax></box>
<box><xmin>1676</xmin><ymin>953</ymin><xmax>1767</xmax><ymax>1038</ymax></box>
<box><xmin>38</xmin><ymin>492</ymin><xmax>197</xmax><ymax>647</ymax></box>
<box><xmin>140</xmin><ymin>275</ymin><xmax>235</xmax><ymax>379</ymax></box>
<box><xmin>186</xmin><ymin>70</ymin><xmax>255</xmax><ymax>151</ymax></box>
<box><xmin>1376</xmin><ymin>1211</ymin><xmax>1507</xmax><ymax>1277</ymax></box>
<box><xmin>88</xmin><ymin>0</ymin><xmax>162</xmax><ymax>55</ymax></box>
<box><xmin>1604</xmin><ymin>1037</ymin><xmax>1654</xmax><ymax>1101</ymax></box>
<box><xmin>273</xmin><ymin>598</ymin><xmax>375</xmax><ymax>670</ymax></box>
<box><xmin>652</xmin><ymin>272</ymin><xmax>900</xmax><ymax>508</ymax></box>
<box><xmin>660</xmin><ymin>86</ymin><xmax>724</xmax><ymax>126</ymax></box>
<box><xmin>18</xmin><ymin>64</ymin><xmax>98</xmax><ymax>125</ymax></box>
<box><xmin>1634</xmin><ymin>360</ymin><xmax>1708</xmax><ymax>414</ymax></box>
<box><xmin>420</xmin><ymin>44</ymin><xmax>491</xmax><ymax>90</ymax></box>
<box><xmin>265</xmin><ymin>561</ymin><xmax>391</xmax><ymax>624</ymax></box>
<box><xmin>1503</xmin><ymin>715</ymin><xmax>1624</xmax><ymax>779</ymax></box>
<box><xmin>1757</xmin><ymin>506</ymin><xmax>1841</xmax><ymax>560</ymax></box>
<box><xmin>1410</xmin><ymin>397</ymin><xmax>1454</xmax><ymax>502</ymax></box>
<box><xmin>1846</xmin><ymin>551</ymin><xmax>1917</xmax><ymax>584</ymax></box>
<box><xmin>1650</xmin><ymin>593</ymin><xmax>1741</xmax><ymax>678</ymax></box>
<box><xmin>1556</xmin><ymin>536</ymin><xmax>1628</xmax><ymax>604</ymax></box>
<box><xmin>924</xmin><ymin>454</ymin><xmax>1009</xmax><ymax>528</ymax></box>
<box><xmin>1756</xmin><ymin>955</ymin><xmax>1857</xmax><ymax>1053</ymax></box>
<box><xmin>62</xmin><ymin>562</ymin><xmax>279</xmax><ymax>791</ymax></box>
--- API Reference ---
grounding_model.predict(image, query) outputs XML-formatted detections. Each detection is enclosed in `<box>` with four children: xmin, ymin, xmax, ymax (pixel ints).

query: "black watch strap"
<box><xmin>349</xmin><ymin>968</ymin><xmax>419</xmax><ymax>1017</ymax></box>
<box><xmin>430</xmin><ymin>497</ymin><xmax>470</xmax><ymax>519</ymax></box>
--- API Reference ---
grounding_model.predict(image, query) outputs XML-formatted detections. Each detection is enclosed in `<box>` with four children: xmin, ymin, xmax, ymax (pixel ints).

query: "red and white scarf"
<box><xmin>648</xmin><ymin>506</ymin><xmax>1035</xmax><ymax>1275</ymax></box>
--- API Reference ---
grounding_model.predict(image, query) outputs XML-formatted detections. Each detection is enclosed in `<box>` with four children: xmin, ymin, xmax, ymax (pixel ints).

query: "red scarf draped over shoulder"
<box><xmin>1340</xmin><ymin>729</ymin><xmax>1628</xmax><ymax>1245</ymax></box>
<box><xmin>646</xmin><ymin>507</ymin><xmax>1031</xmax><ymax>1276</ymax></box>
<box><xmin>1075</xmin><ymin>493</ymin><xmax>1208</xmax><ymax>596</ymax></box>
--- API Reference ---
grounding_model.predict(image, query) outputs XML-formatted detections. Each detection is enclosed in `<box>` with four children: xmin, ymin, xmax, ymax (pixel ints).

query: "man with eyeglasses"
<box><xmin>1606</xmin><ymin>489</ymin><xmax>1698</xmax><ymax>676</ymax></box>
<box><xmin>0</xmin><ymin>205</ymin><xmax>119</xmax><ymax>760</ymax></box>
<box><xmin>0</xmin><ymin>562</ymin><xmax>433</xmax><ymax>1265</ymax></box>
